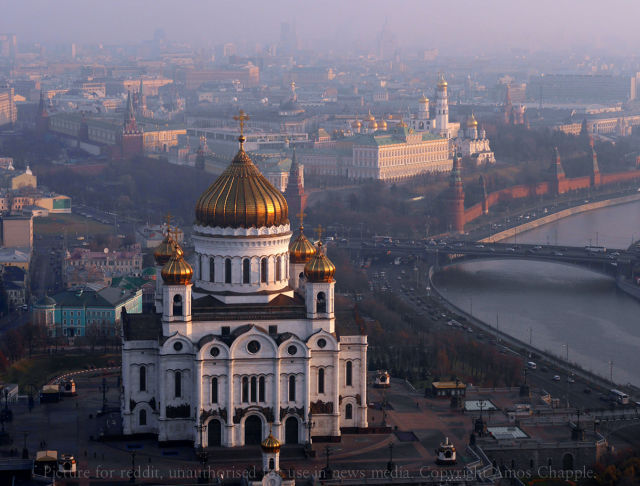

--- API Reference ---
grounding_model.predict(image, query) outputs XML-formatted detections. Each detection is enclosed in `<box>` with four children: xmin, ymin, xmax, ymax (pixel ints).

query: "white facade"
<box><xmin>122</xmin><ymin>154</ymin><xmax>367</xmax><ymax>449</ymax></box>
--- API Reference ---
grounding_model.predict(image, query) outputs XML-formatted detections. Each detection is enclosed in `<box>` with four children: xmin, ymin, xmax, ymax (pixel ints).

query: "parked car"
<box><xmin>552</xmin><ymin>375</ymin><xmax>561</xmax><ymax>381</ymax></box>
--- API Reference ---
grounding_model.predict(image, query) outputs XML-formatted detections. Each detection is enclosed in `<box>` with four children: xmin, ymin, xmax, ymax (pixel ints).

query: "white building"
<box><xmin>453</xmin><ymin>114</ymin><xmax>495</xmax><ymax>165</ymax></box>
<box><xmin>121</xmin><ymin>133</ymin><xmax>368</xmax><ymax>448</ymax></box>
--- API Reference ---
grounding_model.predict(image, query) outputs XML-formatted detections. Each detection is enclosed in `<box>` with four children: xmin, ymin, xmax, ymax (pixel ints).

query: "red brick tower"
<box><xmin>120</xmin><ymin>91</ymin><xmax>143</xmax><ymax>159</ymax></box>
<box><xmin>480</xmin><ymin>175</ymin><xmax>489</xmax><ymax>215</ymax></box>
<box><xmin>589</xmin><ymin>137</ymin><xmax>601</xmax><ymax>187</ymax></box>
<box><xmin>284</xmin><ymin>147</ymin><xmax>307</xmax><ymax>226</ymax></box>
<box><xmin>550</xmin><ymin>147</ymin><xmax>566</xmax><ymax>195</ymax></box>
<box><xmin>447</xmin><ymin>155</ymin><xmax>465</xmax><ymax>234</ymax></box>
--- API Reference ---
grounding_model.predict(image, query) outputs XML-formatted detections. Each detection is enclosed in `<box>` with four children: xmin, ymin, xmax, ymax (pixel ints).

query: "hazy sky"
<box><xmin>3</xmin><ymin>0</ymin><xmax>640</xmax><ymax>55</ymax></box>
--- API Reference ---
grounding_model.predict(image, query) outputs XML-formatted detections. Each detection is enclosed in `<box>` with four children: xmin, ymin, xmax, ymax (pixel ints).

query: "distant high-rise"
<box><xmin>278</xmin><ymin>22</ymin><xmax>299</xmax><ymax>56</ymax></box>
<box><xmin>0</xmin><ymin>87</ymin><xmax>16</xmax><ymax>127</ymax></box>
<box><xmin>0</xmin><ymin>33</ymin><xmax>17</xmax><ymax>59</ymax></box>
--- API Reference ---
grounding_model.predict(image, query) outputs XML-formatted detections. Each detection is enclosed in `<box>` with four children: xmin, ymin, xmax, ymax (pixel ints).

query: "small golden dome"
<box><xmin>467</xmin><ymin>114</ymin><xmax>478</xmax><ymax>127</ymax></box>
<box><xmin>161</xmin><ymin>245</ymin><xmax>193</xmax><ymax>285</ymax></box>
<box><xmin>369</xmin><ymin>120</ymin><xmax>378</xmax><ymax>130</ymax></box>
<box><xmin>261</xmin><ymin>432</ymin><xmax>281</xmax><ymax>453</ymax></box>
<box><xmin>438</xmin><ymin>78</ymin><xmax>448</xmax><ymax>89</ymax></box>
<box><xmin>195</xmin><ymin>141</ymin><xmax>289</xmax><ymax>229</ymax></box>
<box><xmin>419</xmin><ymin>94</ymin><xmax>429</xmax><ymax>103</ymax></box>
<box><xmin>397</xmin><ymin>119</ymin><xmax>407</xmax><ymax>128</ymax></box>
<box><xmin>289</xmin><ymin>226</ymin><xmax>316</xmax><ymax>264</ymax></box>
<box><xmin>351</xmin><ymin>119</ymin><xmax>362</xmax><ymax>128</ymax></box>
<box><xmin>366</xmin><ymin>110</ymin><xmax>375</xmax><ymax>122</ymax></box>
<box><xmin>154</xmin><ymin>234</ymin><xmax>176</xmax><ymax>266</ymax></box>
<box><xmin>379</xmin><ymin>119</ymin><xmax>387</xmax><ymax>130</ymax></box>
<box><xmin>304</xmin><ymin>242</ymin><xmax>336</xmax><ymax>283</ymax></box>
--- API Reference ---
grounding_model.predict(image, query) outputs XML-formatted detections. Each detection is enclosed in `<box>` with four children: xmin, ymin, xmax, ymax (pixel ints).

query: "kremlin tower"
<box><xmin>447</xmin><ymin>155</ymin><xmax>465</xmax><ymax>234</ymax></box>
<box><xmin>118</xmin><ymin>91</ymin><xmax>144</xmax><ymax>159</ymax></box>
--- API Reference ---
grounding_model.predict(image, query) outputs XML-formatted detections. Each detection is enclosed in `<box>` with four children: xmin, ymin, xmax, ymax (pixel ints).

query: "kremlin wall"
<box><xmin>447</xmin><ymin>139</ymin><xmax>640</xmax><ymax>234</ymax></box>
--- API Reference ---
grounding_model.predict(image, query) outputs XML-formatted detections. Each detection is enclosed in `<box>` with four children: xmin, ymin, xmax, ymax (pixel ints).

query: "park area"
<box><xmin>34</xmin><ymin>213</ymin><xmax>113</xmax><ymax>237</ymax></box>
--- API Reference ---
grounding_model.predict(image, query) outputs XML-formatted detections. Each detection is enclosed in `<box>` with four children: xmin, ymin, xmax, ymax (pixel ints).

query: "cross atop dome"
<box><xmin>233</xmin><ymin>109</ymin><xmax>250</xmax><ymax>144</ymax></box>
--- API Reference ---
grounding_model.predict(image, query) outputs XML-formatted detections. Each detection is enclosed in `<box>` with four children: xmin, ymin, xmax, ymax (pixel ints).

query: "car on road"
<box><xmin>553</xmin><ymin>251</ymin><xmax>564</xmax><ymax>256</ymax></box>
<box><xmin>552</xmin><ymin>375</ymin><xmax>561</xmax><ymax>381</ymax></box>
<box><xmin>506</xmin><ymin>247</ymin><xmax>516</xmax><ymax>252</ymax></box>
<box><xmin>567</xmin><ymin>376</ymin><xmax>576</xmax><ymax>383</ymax></box>
<box><xmin>474</xmin><ymin>244</ymin><xmax>485</xmax><ymax>248</ymax></box>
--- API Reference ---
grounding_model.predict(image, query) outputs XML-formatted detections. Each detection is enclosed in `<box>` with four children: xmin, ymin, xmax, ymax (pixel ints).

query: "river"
<box><xmin>432</xmin><ymin>199</ymin><xmax>640</xmax><ymax>387</ymax></box>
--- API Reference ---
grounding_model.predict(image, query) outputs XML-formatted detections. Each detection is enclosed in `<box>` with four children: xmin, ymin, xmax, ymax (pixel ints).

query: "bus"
<box><xmin>609</xmin><ymin>389</ymin><xmax>630</xmax><ymax>405</ymax></box>
<box><xmin>585</xmin><ymin>246</ymin><xmax>607</xmax><ymax>253</ymax></box>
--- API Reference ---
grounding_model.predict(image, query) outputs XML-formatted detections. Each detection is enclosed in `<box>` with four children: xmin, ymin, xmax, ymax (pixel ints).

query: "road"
<box><xmin>365</xmin><ymin>258</ymin><xmax>624</xmax><ymax>413</ymax></box>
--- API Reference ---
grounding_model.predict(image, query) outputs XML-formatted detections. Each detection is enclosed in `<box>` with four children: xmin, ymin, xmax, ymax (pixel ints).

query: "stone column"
<box><xmin>332</xmin><ymin>351</ymin><xmax>340</xmax><ymax>436</ymax></box>
<box><xmin>360</xmin><ymin>344</ymin><xmax>368</xmax><ymax>427</ymax></box>
<box><xmin>225</xmin><ymin>361</ymin><xmax>234</xmax><ymax>446</ymax></box>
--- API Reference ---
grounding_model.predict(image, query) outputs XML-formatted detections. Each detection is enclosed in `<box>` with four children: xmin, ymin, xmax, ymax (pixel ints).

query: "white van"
<box><xmin>527</xmin><ymin>361</ymin><xmax>537</xmax><ymax>370</ymax></box>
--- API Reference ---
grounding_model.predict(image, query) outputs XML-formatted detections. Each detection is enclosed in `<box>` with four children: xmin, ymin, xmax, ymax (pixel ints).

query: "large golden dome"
<box><xmin>195</xmin><ymin>138</ymin><xmax>289</xmax><ymax>229</ymax></box>
<box><xmin>304</xmin><ymin>242</ymin><xmax>336</xmax><ymax>283</ymax></box>
<box><xmin>289</xmin><ymin>226</ymin><xmax>316</xmax><ymax>264</ymax></box>
<box><xmin>154</xmin><ymin>234</ymin><xmax>175</xmax><ymax>266</ymax></box>
<box><xmin>161</xmin><ymin>245</ymin><xmax>193</xmax><ymax>285</ymax></box>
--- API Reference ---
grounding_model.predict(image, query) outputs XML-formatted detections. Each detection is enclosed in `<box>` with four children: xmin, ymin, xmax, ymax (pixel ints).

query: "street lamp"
<box><xmin>387</xmin><ymin>443</ymin><xmax>395</xmax><ymax>473</ymax></box>
<box><xmin>306</xmin><ymin>411</ymin><xmax>315</xmax><ymax>449</ymax></box>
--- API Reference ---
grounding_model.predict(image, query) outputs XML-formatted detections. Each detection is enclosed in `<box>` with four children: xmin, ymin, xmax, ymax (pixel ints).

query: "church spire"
<box><xmin>552</xmin><ymin>146</ymin><xmax>565</xmax><ymax>179</ymax></box>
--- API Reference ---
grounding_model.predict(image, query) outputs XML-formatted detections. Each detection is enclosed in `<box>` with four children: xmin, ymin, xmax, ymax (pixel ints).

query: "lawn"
<box><xmin>34</xmin><ymin>213</ymin><xmax>113</xmax><ymax>237</ymax></box>
<box><xmin>1</xmin><ymin>352</ymin><xmax>121</xmax><ymax>389</ymax></box>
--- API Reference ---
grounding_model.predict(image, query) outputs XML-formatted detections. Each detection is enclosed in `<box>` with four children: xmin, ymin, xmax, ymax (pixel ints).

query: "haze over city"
<box><xmin>4</xmin><ymin>0</ymin><xmax>640</xmax><ymax>55</ymax></box>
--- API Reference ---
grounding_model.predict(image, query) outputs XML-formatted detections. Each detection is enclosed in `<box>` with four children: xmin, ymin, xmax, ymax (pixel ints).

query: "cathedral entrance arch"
<box><xmin>207</xmin><ymin>419</ymin><xmax>222</xmax><ymax>447</ymax></box>
<box><xmin>285</xmin><ymin>417</ymin><xmax>299</xmax><ymax>444</ymax></box>
<box><xmin>244</xmin><ymin>415</ymin><xmax>263</xmax><ymax>445</ymax></box>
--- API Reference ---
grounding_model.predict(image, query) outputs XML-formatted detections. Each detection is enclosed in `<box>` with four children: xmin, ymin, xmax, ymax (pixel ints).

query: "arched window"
<box><xmin>174</xmin><ymin>371</ymin><xmax>182</xmax><ymax>398</ymax></box>
<box><xmin>276</xmin><ymin>256</ymin><xmax>282</xmax><ymax>281</ymax></box>
<box><xmin>318</xmin><ymin>368</ymin><xmax>325</xmax><ymax>394</ymax></box>
<box><xmin>211</xmin><ymin>377</ymin><xmax>218</xmax><ymax>404</ymax></box>
<box><xmin>316</xmin><ymin>292</ymin><xmax>327</xmax><ymax>313</ymax></box>
<box><xmin>242</xmin><ymin>377</ymin><xmax>248</xmax><ymax>403</ymax></box>
<box><xmin>346</xmin><ymin>361</ymin><xmax>353</xmax><ymax>387</ymax></box>
<box><xmin>260</xmin><ymin>258</ymin><xmax>267</xmax><ymax>283</ymax></box>
<box><xmin>345</xmin><ymin>403</ymin><xmax>353</xmax><ymax>420</ymax></box>
<box><xmin>243</xmin><ymin>258</ymin><xmax>250</xmax><ymax>284</ymax></box>
<box><xmin>250</xmin><ymin>376</ymin><xmax>257</xmax><ymax>402</ymax></box>
<box><xmin>209</xmin><ymin>257</ymin><xmax>215</xmax><ymax>282</ymax></box>
<box><xmin>225</xmin><ymin>258</ymin><xmax>232</xmax><ymax>284</ymax></box>
<box><xmin>172</xmin><ymin>294</ymin><xmax>182</xmax><ymax>316</ymax></box>
<box><xmin>259</xmin><ymin>376</ymin><xmax>265</xmax><ymax>402</ymax></box>
<box><xmin>139</xmin><ymin>366</ymin><xmax>146</xmax><ymax>392</ymax></box>
<box><xmin>289</xmin><ymin>375</ymin><xmax>296</xmax><ymax>402</ymax></box>
<box><xmin>139</xmin><ymin>408</ymin><xmax>147</xmax><ymax>426</ymax></box>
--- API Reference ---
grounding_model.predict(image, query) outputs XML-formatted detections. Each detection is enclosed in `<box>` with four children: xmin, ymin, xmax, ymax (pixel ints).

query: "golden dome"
<box><xmin>466</xmin><ymin>114</ymin><xmax>478</xmax><ymax>127</ymax></box>
<box><xmin>351</xmin><ymin>119</ymin><xmax>362</xmax><ymax>128</ymax></box>
<box><xmin>304</xmin><ymin>242</ymin><xmax>336</xmax><ymax>283</ymax></box>
<box><xmin>366</xmin><ymin>110</ymin><xmax>375</xmax><ymax>122</ymax></box>
<box><xmin>289</xmin><ymin>226</ymin><xmax>316</xmax><ymax>264</ymax></box>
<box><xmin>437</xmin><ymin>77</ymin><xmax>448</xmax><ymax>89</ymax></box>
<box><xmin>397</xmin><ymin>119</ymin><xmax>407</xmax><ymax>128</ymax></box>
<box><xmin>379</xmin><ymin>119</ymin><xmax>387</xmax><ymax>130</ymax></box>
<box><xmin>419</xmin><ymin>94</ymin><xmax>429</xmax><ymax>103</ymax></box>
<box><xmin>154</xmin><ymin>234</ymin><xmax>175</xmax><ymax>266</ymax></box>
<box><xmin>369</xmin><ymin>120</ymin><xmax>378</xmax><ymax>130</ymax></box>
<box><xmin>161</xmin><ymin>245</ymin><xmax>193</xmax><ymax>285</ymax></box>
<box><xmin>195</xmin><ymin>139</ymin><xmax>289</xmax><ymax>229</ymax></box>
<box><xmin>261</xmin><ymin>432</ymin><xmax>281</xmax><ymax>453</ymax></box>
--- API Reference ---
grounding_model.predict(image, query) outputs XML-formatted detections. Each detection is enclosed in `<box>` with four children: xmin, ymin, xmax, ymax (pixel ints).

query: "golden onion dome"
<box><xmin>351</xmin><ymin>119</ymin><xmax>362</xmax><ymax>128</ymax></box>
<box><xmin>289</xmin><ymin>226</ymin><xmax>317</xmax><ymax>264</ymax></box>
<box><xmin>397</xmin><ymin>119</ymin><xmax>408</xmax><ymax>128</ymax></box>
<box><xmin>419</xmin><ymin>94</ymin><xmax>429</xmax><ymax>103</ymax></box>
<box><xmin>369</xmin><ymin>120</ymin><xmax>378</xmax><ymax>130</ymax></box>
<box><xmin>304</xmin><ymin>242</ymin><xmax>336</xmax><ymax>283</ymax></box>
<box><xmin>261</xmin><ymin>432</ymin><xmax>281</xmax><ymax>453</ymax></box>
<box><xmin>366</xmin><ymin>110</ymin><xmax>375</xmax><ymax>122</ymax></box>
<box><xmin>195</xmin><ymin>138</ymin><xmax>289</xmax><ymax>229</ymax></box>
<box><xmin>154</xmin><ymin>234</ymin><xmax>176</xmax><ymax>266</ymax></box>
<box><xmin>379</xmin><ymin>119</ymin><xmax>387</xmax><ymax>130</ymax></box>
<box><xmin>161</xmin><ymin>245</ymin><xmax>193</xmax><ymax>285</ymax></box>
<box><xmin>437</xmin><ymin>78</ymin><xmax>448</xmax><ymax>89</ymax></box>
<box><xmin>467</xmin><ymin>114</ymin><xmax>478</xmax><ymax>127</ymax></box>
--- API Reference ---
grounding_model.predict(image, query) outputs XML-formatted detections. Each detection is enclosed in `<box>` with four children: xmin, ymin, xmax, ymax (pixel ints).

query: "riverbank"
<box><xmin>479</xmin><ymin>192</ymin><xmax>640</xmax><ymax>244</ymax></box>
<box><xmin>427</xmin><ymin>266</ymin><xmax>640</xmax><ymax>397</ymax></box>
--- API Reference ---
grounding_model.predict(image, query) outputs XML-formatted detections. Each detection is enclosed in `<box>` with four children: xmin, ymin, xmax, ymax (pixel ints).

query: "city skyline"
<box><xmin>3</xmin><ymin>0</ymin><xmax>640</xmax><ymax>56</ymax></box>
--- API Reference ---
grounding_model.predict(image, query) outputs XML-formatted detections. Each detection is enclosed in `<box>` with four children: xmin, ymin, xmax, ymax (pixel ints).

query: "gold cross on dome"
<box><xmin>296</xmin><ymin>211</ymin><xmax>306</xmax><ymax>227</ymax></box>
<box><xmin>233</xmin><ymin>110</ymin><xmax>250</xmax><ymax>137</ymax></box>
<box><xmin>315</xmin><ymin>224</ymin><xmax>324</xmax><ymax>241</ymax></box>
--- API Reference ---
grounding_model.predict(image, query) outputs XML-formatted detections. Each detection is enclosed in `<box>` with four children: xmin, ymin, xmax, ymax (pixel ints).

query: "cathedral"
<box><xmin>120</xmin><ymin>119</ymin><xmax>368</xmax><ymax>448</ymax></box>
